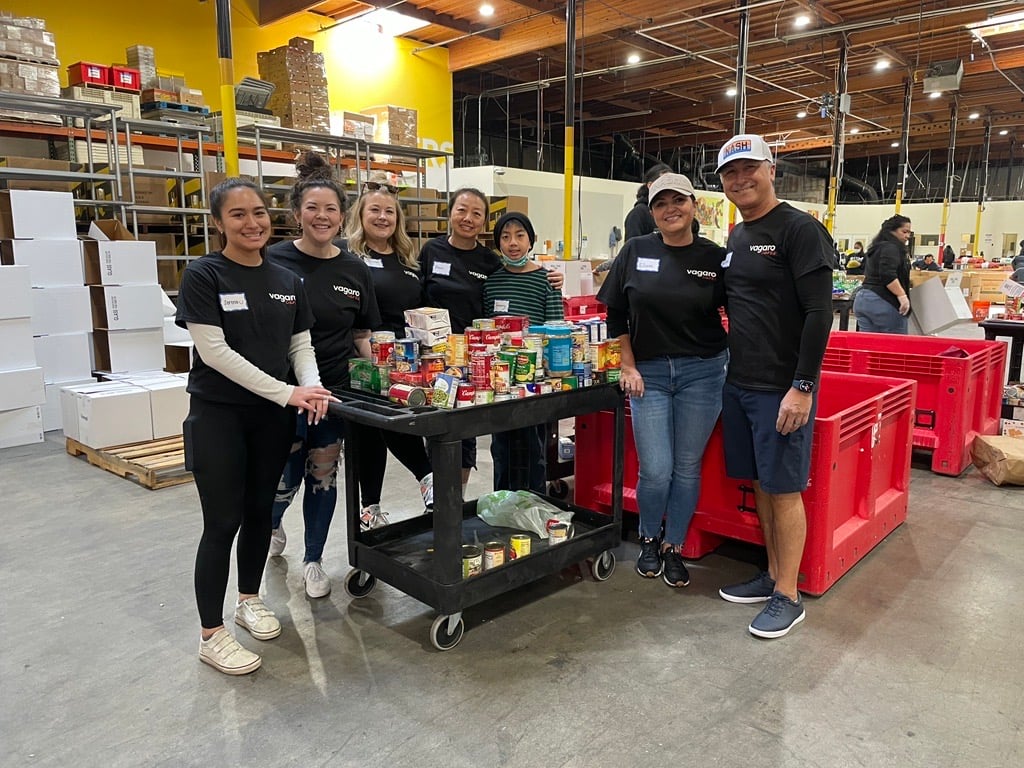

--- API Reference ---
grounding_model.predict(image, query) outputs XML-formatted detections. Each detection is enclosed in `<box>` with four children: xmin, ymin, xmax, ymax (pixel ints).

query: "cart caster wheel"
<box><xmin>548</xmin><ymin>479</ymin><xmax>569</xmax><ymax>499</ymax></box>
<box><xmin>430</xmin><ymin>614</ymin><xmax>465</xmax><ymax>651</ymax></box>
<box><xmin>591</xmin><ymin>550</ymin><xmax>616</xmax><ymax>581</ymax></box>
<box><xmin>343</xmin><ymin>569</ymin><xmax>377</xmax><ymax>599</ymax></box>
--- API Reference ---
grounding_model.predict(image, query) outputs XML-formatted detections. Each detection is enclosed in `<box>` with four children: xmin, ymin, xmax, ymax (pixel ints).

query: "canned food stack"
<box><xmin>348</xmin><ymin>309</ymin><xmax>621</xmax><ymax>409</ymax></box>
<box><xmin>461</xmin><ymin>520</ymin><xmax>574</xmax><ymax>579</ymax></box>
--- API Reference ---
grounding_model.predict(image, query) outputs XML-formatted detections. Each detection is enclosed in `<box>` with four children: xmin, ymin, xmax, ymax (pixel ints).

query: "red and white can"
<box><xmin>455</xmin><ymin>383</ymin><xmax>476</xmax><ymax>407</ymax></box>
<box><xmin>470</xmin><ymin>350</ymin><xmax>493</xmax><ymax>388</ymax></box>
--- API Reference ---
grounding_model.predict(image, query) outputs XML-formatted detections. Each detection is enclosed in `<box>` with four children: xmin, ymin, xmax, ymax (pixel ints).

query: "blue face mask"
<box><xmin>501</xmin><ymin>252</ymin><xmax>530</xmax><ymax>268</ymax></box>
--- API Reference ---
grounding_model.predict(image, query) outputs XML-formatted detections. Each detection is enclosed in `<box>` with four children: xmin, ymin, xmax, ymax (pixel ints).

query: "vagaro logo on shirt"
<box><xmin>749</xmin><ymin>244</ymin><xmax>777</xmax><ymax>256</ymax></box>
<box><xmin>686</xmin><ymin>269</ymin><xmax>718</xmax><ymax>281</ymax></box>
<box><xmin>468</xmin><ymin>270</ymin><xmax>488</xmax><ymax>281</ymax></box>
<box><xmin>268</xmin><ymin>292</ymin><xmax>297</xmax><ymax>304</ymax></box>
<box><xmin>334</xmin><ymin>285</ymin><xmax>360</xmax><ymax>299</ymax></box>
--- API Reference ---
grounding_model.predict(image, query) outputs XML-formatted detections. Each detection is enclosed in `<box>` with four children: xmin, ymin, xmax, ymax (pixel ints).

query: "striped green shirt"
<box><xmin>483</xmin><ymin>267</ymin><xmax>564</xmax><ymax>325</ymax></box>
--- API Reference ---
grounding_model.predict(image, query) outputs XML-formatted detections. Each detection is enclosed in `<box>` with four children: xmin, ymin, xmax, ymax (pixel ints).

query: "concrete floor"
<box><xmin>3</xmin><ymin>322</ymin><xmax>1023</xmax><ymax>768</ymax></box>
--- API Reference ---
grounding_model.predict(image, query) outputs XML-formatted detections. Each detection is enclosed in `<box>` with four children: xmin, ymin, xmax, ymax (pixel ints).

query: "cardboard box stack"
<box><xmin>258</xmin><ymin>38</ymin><xmax>330</xmax><ymax>133</ymax></box>
<box><xmin>0</xmin><ymin>13</ymin><xmax>60</xmax><ymax>120</ymax></box>
<box><xmin>361</xmin><ymin>105</ymin><xmax>417</xmax><ymax>147</ymax></box>
<box><xmin>0</xmin><ymin>263</ymin><xmax>44</xmax><ymax>447</ymax></box>
<box><xmin>126</xmin><ymin>44</ymin><xmax>156</xmax><ymax>90</ymax></box>
<box><xmin>84</xmin><ymin>220</ymin><xmax>165</xmax><ymax>378</ymax></box>
<box><xmin>400</xmin><ymin>187</ymin><xmax>443</xmax><ymax>234</ymax></box>
<box><xmin>0</xmin><ymin>190</ymin><xmax>94</xmax><ymax>433</ymax></box>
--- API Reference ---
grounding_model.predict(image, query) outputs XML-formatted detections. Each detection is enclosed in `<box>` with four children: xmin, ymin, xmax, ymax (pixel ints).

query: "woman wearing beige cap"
<box><xmin>597</xmin><ymin>173</ymin><xmax>728</xmax><ymax>589</ymax></box>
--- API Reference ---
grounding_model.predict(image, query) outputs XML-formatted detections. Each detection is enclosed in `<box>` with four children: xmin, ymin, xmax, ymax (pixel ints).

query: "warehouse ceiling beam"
<box><xmin>259</xmin><ymin>0</ymin><xmax>326</xmax><ymax>27</ymax></box>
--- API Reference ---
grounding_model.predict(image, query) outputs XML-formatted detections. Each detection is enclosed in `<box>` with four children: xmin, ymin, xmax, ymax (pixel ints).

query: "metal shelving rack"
<box><xmin>0</xmin><ymin>90</ymin><xmax>126</xmax><ymax>213</ymax></box>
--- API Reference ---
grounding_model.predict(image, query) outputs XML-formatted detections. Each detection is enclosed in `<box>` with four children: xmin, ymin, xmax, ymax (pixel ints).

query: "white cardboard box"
<box><xmin>136</xmin><ymin>378</ymin><xmax>188</xmax><ymax>438</ymax></box>
<box><xmin>90</xmin><ymin>284</ymin><xmax>164</xmax><ymax>330</ymax></box>
<box><xmin>546</xmin><ymin>260</ymin><xmax>594</xmax><ymax>298</ymax></box>
<box><xmin>163</xmin><ymin>315</ymin><xmax>190</xmax><ymax>343</ymax></box>
<box><xmin>33</xmin><ymin>333</ymin><xmax>93</xmax><ymax>382</ymax></box>
<box><xmin>0</xmin><ymin>264</ymin><xmax>32</xmax><ymax>319</ymax></box>
<box><xmin>1001</xmin><ymin>418</ymin><xmax>1024</xmax><ymax>439</ymax></box>
<box><xmin>42</xmin><ymin>378</ymin><xmax>94</xmax><ymax>432</ymax></box>
<box><xmin>0</xmin><ymin>366</ymin><xmax>45</xmax><ymax>410</ymax></box>
<box><xmin>1</xmin><ymin>317</ymin><xmax>36</xmax><ymax>370</ymax></box>
<box><xmin>0</xmin><ymin>239</ymin><xmax>84</xmax><ymax>287</ymax></box>
<box><xmin>0</xmin><ymin>190</ymin><xmax>77</xmax><ymax>239</ymax></box>
<box><xmin>92</xmin><ymin>328</ymin><xmax>165</xmax><ymax>373</ymax></box>
<box><xmin>60</xmin><ymin>383</ymin><xmax>152</xmax><ymax>447</ymax></box>
<box><xmin>31</xmin><ymin>286</ymin><xmax>92</xmax><ymax>335</ymax></box>
<box><xmin>83</xmin><ymin>240</ymin><xmax>158</xmax><ymax>285</ymax></box>
<box><xmin>0</xmin><ymin>404</ymin><xmax>43</xmax><ymax>449</ymax></box>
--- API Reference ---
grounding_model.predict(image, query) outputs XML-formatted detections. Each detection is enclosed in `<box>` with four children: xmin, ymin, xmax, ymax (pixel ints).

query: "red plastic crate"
<box><xmin>563</xmin><ymin>295</ymin><xmax>605</xmax><ymax>321</ymax></box>
<box><xmin>67</xmin><ymin>62</ymin><xmax>110</xmax><ymax>87</ymax></box>
<box><xmin>822</xmin><ymin>331</ymin><xmax>1006</xmax><ymax>475</ymax></box>
<box><xmin>574</xmin><ymin>370</ymin><xmax>917</xmax><ymax>595</ymax></box>
<box><xmin>109</xmin><ymin>66</ymin><xmax>141</xmax><ymax>92</ymax></box>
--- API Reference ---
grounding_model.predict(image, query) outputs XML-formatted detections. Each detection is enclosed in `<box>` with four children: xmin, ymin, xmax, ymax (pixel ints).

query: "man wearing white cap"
<box><xmin>714</xmin><ymin>134</ymin><xmax>834</xmax><ymax>639</ymax></box>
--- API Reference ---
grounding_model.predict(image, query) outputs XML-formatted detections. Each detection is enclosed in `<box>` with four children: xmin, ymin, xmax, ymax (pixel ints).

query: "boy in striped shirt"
<box><xmin>483</xmin><ymin>212</ymin><xmax>564</xmax><ymax>493</ymax></box>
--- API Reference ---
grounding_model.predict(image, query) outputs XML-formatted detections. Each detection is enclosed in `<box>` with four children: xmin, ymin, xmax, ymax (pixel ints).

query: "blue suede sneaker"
<box><xmin>719</xmin><ymin>571</ymin><xmax>776</xmax><ymax>604</ymax></box>
<box><xmin>749</xmin><ymin>592</ymin><xmax>805</xmax><ymax>638</ymax></box>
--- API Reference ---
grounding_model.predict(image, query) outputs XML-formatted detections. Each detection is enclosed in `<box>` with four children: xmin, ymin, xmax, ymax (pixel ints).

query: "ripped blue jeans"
<box><xmin>271</xmin><ymin>412</ymin><xmax>345</xmax><ymax>563</ymax></box>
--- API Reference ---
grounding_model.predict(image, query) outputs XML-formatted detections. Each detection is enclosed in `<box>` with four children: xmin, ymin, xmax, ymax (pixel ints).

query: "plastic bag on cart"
<box><xmin>476</xmin><ymin>490</ymin><xmax>574</xmax><ymax>538</ymax></box>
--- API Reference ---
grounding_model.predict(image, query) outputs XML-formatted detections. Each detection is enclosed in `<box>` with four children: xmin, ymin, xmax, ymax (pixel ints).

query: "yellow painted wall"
<box><xmin>6</xmin><ymin>1</ymin><xmax>452</xmax><ymax>156</ymax></box>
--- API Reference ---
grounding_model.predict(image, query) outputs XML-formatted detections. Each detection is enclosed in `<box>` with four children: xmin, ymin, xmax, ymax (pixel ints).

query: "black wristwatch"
<box><xmin>792</xmin><ymin>379</ymin><xmax>815</xmax><ymax>393</ymax></box>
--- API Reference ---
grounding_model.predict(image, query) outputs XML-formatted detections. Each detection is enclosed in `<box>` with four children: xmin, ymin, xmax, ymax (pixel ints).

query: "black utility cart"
<box><xmin>329</xmin><ymin>385</ymin><xmax>625</xmax><ymax>651</ymax></box>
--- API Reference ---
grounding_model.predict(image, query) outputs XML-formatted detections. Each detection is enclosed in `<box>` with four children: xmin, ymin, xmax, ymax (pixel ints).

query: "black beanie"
<box><xmin>493</xmin><ymin>211</ymin><xmax>536</xmax><ymax>248</ymax></box>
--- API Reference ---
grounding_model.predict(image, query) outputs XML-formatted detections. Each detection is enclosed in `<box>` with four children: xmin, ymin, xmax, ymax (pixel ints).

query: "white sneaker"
<box><xmin>199</xmin><ymin>628</ymin><xmax>261</xmax><ymax>675</ymax></box>
<box><xmin>234</xmin><ymin>596</ymin><xmax>281</xmax><ymax>640</ymax></box>
<box><xmin>303</xmin><ymin>560</ymin><xmax>331</xmax><ymax>598</ymax></box>
<box><xmin>269</xmin><ymin>527</ymin><xmax>287</xmax><ymax>557</ymax></box>
<box><xmin>360</xmin><ymin>504</ymin><xmax>388</xmax><ymax>531</ymax></box>
<box><xmin>419</xmin><ymin>473</ymin><xmax>434</xmax><ymax>510</ymax></box>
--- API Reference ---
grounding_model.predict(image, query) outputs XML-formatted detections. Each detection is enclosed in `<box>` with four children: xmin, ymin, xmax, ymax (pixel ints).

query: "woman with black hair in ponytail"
<box><xmin>853</xmin><ymin>215</ymin><xmax>913</xmax><ymax>334</ymax></box>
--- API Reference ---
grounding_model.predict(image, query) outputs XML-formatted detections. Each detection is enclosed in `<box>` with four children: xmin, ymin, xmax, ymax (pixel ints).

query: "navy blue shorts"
<box><xmin>721</xmin><ymin>382</ymin><xmax>817</xmax><ymax>494</ymax></box>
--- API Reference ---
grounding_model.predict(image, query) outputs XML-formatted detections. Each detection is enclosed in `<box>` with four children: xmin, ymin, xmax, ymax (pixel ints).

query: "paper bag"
<box><xmin>971</xmin><ymin>435</ymin><xmax>1024</xmax><ymax>486</ymax></box>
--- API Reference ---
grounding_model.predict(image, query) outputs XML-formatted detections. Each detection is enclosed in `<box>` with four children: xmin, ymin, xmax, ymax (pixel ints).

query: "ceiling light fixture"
<box><xmin>891</xmin><ymin>142</ymin><xmax>900</xmax><ymax>147</ymax></box>
<box><xmin>875</xmin><ymin>59</ymin><xmax>890</xmax><ymax>71</ymax></box>
<box><xmin>726</xmin><ymin>87</ymin><xmax>737</xmax><ymax>97</ymax></box>
<box><xmin>794</xmin><ymin>15</ymin><xmax>810</xmax><ymax>28</ymax></box>
<box><xmin>929</xmin><ymin>91</ymin><xmax>942</xmax><ymax>99</ymax></box>
<box><xmin>479</xmin><ymin>3</ymin><xmax>494</xmax><ymax>16</ymax></box>
<box><xmin>968</xmin><ymin>112</ymin><xmax>980</xmax><ymax>120</ymax></box>
<box><xmin>850</xmin><ymin>127</ymin><xmax>859</xmax><ymax>134</ymax></box>
<box><xmin>627</xmin><ymin>53</ymin><xmax>640</xmax><ymax>65</ymax></box>
<box><xmin>967</xmin><ymin>10</ymin><xmax>1024</xmax><ymax>39</ymax></box>
<box><xmin>796</xmin><ymin>110</ymin><xmax>807</xmax><ymax>118</ymax></box>
<box><xmin>999</xmin><ymin>129</ymin><xmax>1009</xmax><ymax>135</ymax></box>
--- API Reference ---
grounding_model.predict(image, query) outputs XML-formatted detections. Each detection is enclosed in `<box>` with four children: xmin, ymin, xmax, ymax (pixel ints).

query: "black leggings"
<box><xmin>350</xmin><ymin>422</ymin><xmax>432</xmax><ymax>507</ymax></box>
<box><xmin>184</xmin><ymin>397</ymin><xmax>294</xmax><ymax>629</ymax></box>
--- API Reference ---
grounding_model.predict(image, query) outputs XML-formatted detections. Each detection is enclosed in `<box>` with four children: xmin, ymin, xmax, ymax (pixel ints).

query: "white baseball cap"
<box><xmin>647</xmin><ymin>172</ymin><xmax>696</xmax><ymax>206</ymax></box>
<box><xmin>715</xmin><ymin>134</ymin><xmax>775</xmax><ymax>173</ymax></box>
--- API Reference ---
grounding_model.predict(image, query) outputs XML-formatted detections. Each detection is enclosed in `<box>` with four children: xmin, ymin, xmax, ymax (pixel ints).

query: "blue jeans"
<box><xmin>630</xmin><ymin>351</ymin><xmax>728</xmax><ymax>545</ymax></box>
<box><xmin>853</xmin><ymin>289</ymin><xmax>908</xmax><ymax>334</ymax></box>
<box><xmin>271</xmin><ymin>412</ymin><xmax>345</xmax><ymax>563</ymax></box>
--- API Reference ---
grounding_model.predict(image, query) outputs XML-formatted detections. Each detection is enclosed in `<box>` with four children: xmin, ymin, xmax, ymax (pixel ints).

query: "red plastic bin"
<box><xmin>573</xmin><ymin>370</ymin><xmax>917</xmax><ymax>595</ymax></box>
<box><xmin>822</xmin><ymin>331</ymin><xmax>1006</xmax><ymax>475</ymax></box>
<box><xmin>563</xmin><ymin>295</ymin><xmax>605</xmax><ymax>321</ymax></box>
<box><xmin>110</xmin><ymin>66</ymin><xmax>141</xmax><ymax>92</ymax></box>
<box><xmin>67</xmin><ymin>61</ymin><xmax>110</xmax><ymax>87</ymax></box>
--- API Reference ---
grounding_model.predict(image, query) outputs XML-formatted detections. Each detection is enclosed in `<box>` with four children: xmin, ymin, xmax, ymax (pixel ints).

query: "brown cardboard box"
<box><xmin>909</xmin><ymin>271</ymin><xmax>945</xmax><ymax>288</ymax></box>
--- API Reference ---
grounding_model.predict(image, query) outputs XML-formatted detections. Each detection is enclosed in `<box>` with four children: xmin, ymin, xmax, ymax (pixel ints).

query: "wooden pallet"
<box><xmin>66</xmin><ymin>436</ymin><xmax>193</xmax><ymax>490</ymax></box>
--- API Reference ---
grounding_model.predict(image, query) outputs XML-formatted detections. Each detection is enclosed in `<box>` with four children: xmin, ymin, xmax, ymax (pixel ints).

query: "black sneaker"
<box><xmin>662</xmin><ymin>547</ymin><xmax>690</xmax><ymax>587</ymax></box>
<box><xmin>719</xmin><ymin>571</ymin><xmax>776</xmax><ymax>604</ymax></box>
<box><xmin>749</xmin><ymin>592</ymin><xmax>806</xmax><ymax>638</ymax></box>
<box><xmin>635</xmin><ymin>537</ymin><xmax>663</xmax><ymax>578</ymax></box>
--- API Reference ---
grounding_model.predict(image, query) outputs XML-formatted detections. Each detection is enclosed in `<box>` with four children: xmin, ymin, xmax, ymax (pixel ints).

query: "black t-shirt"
<box><xmin>419</xmin><ymin>237</ymin><xmax>502</xmax><ymax>333</ymax></box>
<box><xmin>862</xmin><ymin>236</ymin><xmax>911</xmax><ymax>309</ymax></box>
<box><xmin>598</xmin><ymin>233</ymin><xmax>727</xmax><ymax>361</ymax></box>
<box><xmin>724</xmin><ymin>202</ymin><xmax>834</xmax><ymax>390</ymax></box>
<box><xmin>175</xmin><ymin>251</ymin><xmax>314</xmax><ymax>405</ymax></box>
<box><xmin>624</xmin><ymin>201</ymin><xmax>655</xmax><ymax>241</ymax></box>
<box><xmin>363</xmin><ymin>249</ymin><xmax>423</xmax><ymax>336</ymax></box>
<box><xmin>268</xmin><ymin>240</ymin><xmax>381</xmax><ymax>388</ymax></box>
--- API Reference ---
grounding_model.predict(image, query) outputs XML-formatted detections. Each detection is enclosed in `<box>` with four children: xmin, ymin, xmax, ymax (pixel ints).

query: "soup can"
<box><xmin>491</xmin><ymin>360</ymin><xmax>511</xmax><ymax>394</ymax></box>
<box><xmin>462</xmin><ymin>545</ymin><xmax>483</xmax><ymax>578</ymax></box>
<box><xmin>388</xmin><ymin>383</ymin><xmax>428</xmax><ymax>407</ymax></box>
<box><xmin>483</xmin><ymin>541</ymin><xmax>505</xmax><ymax>570</ymax></box>
<box><xmin>471</xmin><ymin>318</ymin><xmax>496</xmax><ymax>330</ymax></box>
<box><xmin>470</xmin><ymin>350</ymin><xmax>493</xmax><ymax>387</ymax></box>
<box><xmin>455</xmin><ymin>383</ymin><xmax>476</xmax><ymax>407</ymax></box>
<box><xmin>421</xmin><ymin>353</ymin><xmax>446</xmax><ymax>379</ymax></box>
<box><xmin>508</xmin><ymin>534</ymin><xmax>531</xmax><ymax>559</ymax></box>
<box><xmin>370</xmin><ymin>331</ymin><xmax>396</xmax><ymax>366</ymax></box>
<box><xmin>465</xmin><ymin>328</ymin><xmax>485</xmax><ymax>346</ymax></box>
<box><xmin>547</xmin><ymin>522</ymin><xmax>571</xmax><ymax>544</ymax></box>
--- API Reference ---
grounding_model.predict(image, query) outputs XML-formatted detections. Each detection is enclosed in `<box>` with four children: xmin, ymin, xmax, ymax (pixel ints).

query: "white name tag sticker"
<box><xmin>494</xmin><ymin>299</ymin><xmax>510</xmax><ymax>313</ymax></box>
<box><xmin>637</xmin><ymin>258</ymin><xmax>660</xmax><ymax>272</ymax></box>
<box><xmin>365</xmin><ymin>257</ymin><xmax>384</xmax><ymax>269</ymax></box>
<box><xmin>219</xmin><ymin>292</ymin><xmax>248</xmax><ymax>311</ymax></box>
<box><xmin>432</xmin><ymin>261</ymin><xmax>451</xmax><ymax>276</ymax></box>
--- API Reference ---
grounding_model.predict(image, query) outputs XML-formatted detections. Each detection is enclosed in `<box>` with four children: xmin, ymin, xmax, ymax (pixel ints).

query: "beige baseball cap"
<box><xmin>647</xmin><ymin>172</ymin><xmax>696</xmax><ymax>206</ymax></box>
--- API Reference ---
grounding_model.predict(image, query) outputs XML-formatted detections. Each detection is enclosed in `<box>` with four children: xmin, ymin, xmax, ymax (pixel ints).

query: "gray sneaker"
<box><xmin>749</xmin><ymin>592</ymin><xmax>805</xmax><ymax>639</ymax></box>
<box><xmin>719</xmin><ymin>571</ymin><xmax>776</xmax><ymax>604</ymax></box>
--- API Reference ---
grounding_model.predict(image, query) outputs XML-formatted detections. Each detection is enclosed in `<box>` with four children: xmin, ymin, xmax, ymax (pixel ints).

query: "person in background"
<box><xmin>420</xmin><ymin>188</ymin><xmax>563</xmax><ymax>495</ymax></box>
<box><xmin>624</xmin><ymin>163</ymin><xmax>672</xmax><ymax>241</ymax></box>
<box><xmin>346</xmin><ymin>182</ymin><xmax>434</xmax><ymax>529</ymax></box>
<box><xmin>853</xmin><ymin>215</ymin><xmax>913</xmax><ymax>334</ymax></box>
<box><xmin>942</xmin><ymin>244</ymin><xmax>957</xmax><ymax>270</ymax></box>
<box><xmin>1011</xmin><ymin>240</ymin><xmax>1024</xmax><ymax>271</ymax></box>
<box><xmin>844</xmin><ymin>241</ymin><xmax>865</xmax><ymax>275</ymax></box>
<box><xmin>597</xmin><ymin>173</ymin><xmax>728</xmax><ymax>588</ymax></box>
<box><xmin>483</xmin><ymin>212</ymin><xmax>564</xmax><ymax>494</ymax></box>
<box><xmin>177</xmin><ymin>178</ymin><xmax>334</xmax><ymax>675</ymax></box>
<box><xmin>715</xmin><ymin>134</ymin><xmax>834</xmax><ymax>639</ymax></box>
<box><xmin>912</xmin><ymin>253</ymin><xmax>941</xmax><ymax>272</ymax></box>
<box><xmin>265</xmin><ymin>152</ymin><xmax>381</xmax><ymax>599</ymax></box>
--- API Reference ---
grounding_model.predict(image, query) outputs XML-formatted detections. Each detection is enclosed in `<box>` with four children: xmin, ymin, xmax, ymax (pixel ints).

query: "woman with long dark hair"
<box><xmin>853</xmin><ymin>215</ymin><xmax>913</xmax><ymax>334</ymax></box>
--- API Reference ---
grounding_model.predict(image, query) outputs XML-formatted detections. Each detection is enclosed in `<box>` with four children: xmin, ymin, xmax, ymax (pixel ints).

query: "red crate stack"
<box><xmin>574</xmin><ymin>370</ymin><xmax>917</xmax><ymax>595</ymax></box>
<box><xmin>822</xmin><ymin>331</ymin><xmax>1006</xmax><ymax>475</ymax></box>
<box><xmin>109</xmin><ymin>66</ymin><xmax>141</xmax><ymax>92</ymax></box>
<box><xmin>67</xmin><ymin>61</ymin><xmax>109</xmax><ymax>87</ymax></box>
